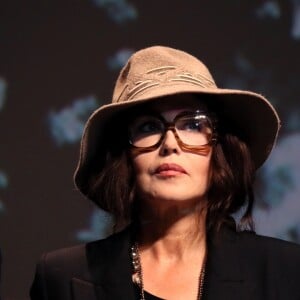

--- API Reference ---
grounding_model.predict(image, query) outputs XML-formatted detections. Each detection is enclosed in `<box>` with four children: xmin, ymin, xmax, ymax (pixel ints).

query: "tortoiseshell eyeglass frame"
<box><xmin>128</xmin><ymin>110</ymin><xmax>218</xmax><ymax>155</ymax></box>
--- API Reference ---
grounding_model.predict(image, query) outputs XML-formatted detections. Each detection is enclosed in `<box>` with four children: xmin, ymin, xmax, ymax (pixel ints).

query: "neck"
<box><xmin>136</xmin><ymin>202</ymin><xmax>207</xmax><ymax>261</ymax></box>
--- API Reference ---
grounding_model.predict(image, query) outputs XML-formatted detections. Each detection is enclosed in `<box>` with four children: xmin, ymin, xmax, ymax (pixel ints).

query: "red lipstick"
<box><xmin>155</xmin><ymin>163</ymin><xmax>187</xmax><ymax>176</ymax></box>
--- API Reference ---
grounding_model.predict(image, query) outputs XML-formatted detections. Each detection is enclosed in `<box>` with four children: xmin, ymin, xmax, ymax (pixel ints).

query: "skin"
<box><xmin>130</xmin><ymin>95</ymin><xmax>212</xmax><ymax>300</ymax></box>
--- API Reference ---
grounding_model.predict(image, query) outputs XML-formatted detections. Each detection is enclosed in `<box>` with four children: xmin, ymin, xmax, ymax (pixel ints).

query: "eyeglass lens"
<box><xmin>129</xmin><ymin>113</ymin><xmax>213</xmax><ymax>148</ymax></box>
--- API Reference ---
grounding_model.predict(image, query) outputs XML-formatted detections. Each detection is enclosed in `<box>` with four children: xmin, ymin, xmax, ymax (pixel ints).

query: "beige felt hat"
<box><xmin>74</xmin><ymin>45</ymin><xmax>280</xmax><ymax>197</ymax></box>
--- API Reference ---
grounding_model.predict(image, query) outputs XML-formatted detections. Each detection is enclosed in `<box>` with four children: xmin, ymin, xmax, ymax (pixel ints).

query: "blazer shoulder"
<box><xmin>237</xmin><ymin>230</ymin><xmax>300</xmax><ymax>267</ymax></box>
<box><xmin>38</xmin><ymin>227</ymin><xmax>131</xmax><ymax>276</ymax></box>
<box><xmin>40</xmin><ymin>243</ymin><xmax>86</xmax><ymax>272</ymax></box>
<box><xmin>239</xmin><ymin>230</ymin><xmax>300</xmax><ymax>250</ymax></box>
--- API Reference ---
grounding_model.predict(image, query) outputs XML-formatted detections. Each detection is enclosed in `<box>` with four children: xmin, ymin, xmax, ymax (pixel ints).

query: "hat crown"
<box><xmin>112</xmin><ymin>46</ymin><xmax>217</xmax><ymax>103</ymax></box>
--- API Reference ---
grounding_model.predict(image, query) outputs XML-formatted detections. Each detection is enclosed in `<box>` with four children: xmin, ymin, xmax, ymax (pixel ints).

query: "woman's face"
<box><xmin>129</xmin><ymin>95</ymin><xmax>213</xmax><ymax>210</ymax></box>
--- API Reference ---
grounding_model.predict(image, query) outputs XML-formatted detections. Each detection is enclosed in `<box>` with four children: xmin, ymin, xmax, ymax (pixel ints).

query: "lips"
<box><xmin>154</xmin><ymin>163</ymin><xmax>187</xmax><ymax>175</ymax></box>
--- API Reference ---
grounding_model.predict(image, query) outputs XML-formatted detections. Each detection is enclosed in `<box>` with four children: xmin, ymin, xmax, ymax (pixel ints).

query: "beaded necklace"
<box><xmin>131</xmin><ymin>242</ymin><xmax>206</xmax><ymax>300</ymax></box>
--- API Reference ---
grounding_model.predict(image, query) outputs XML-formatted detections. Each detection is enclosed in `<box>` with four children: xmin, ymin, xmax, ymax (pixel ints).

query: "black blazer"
<box><xmin>30</xmin><ymin>226</ymin><xmax>300</xmax><ymax>300</ymax></box>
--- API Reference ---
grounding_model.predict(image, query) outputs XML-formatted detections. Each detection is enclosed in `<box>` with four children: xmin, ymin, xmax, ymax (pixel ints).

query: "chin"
<box><xmin>151</xmin><ymin>192</ymin><xmax>205</xmax><ymax>205</ymax></box>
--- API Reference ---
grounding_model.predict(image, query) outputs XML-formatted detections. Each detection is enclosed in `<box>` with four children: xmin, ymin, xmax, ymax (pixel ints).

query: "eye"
<box><xmin>177</xmin><ymin>117</ymin><xmax>206</xmax><ymax>132</ymax></box>
<box><xmin>130</xmin><ymin>116</ymin><xmax>162</xmax><ymax>136</ymax></box>
<box><xmin>183</xmin><ymin>120</ymin><xmax>203</xmax><ymax>131</ymax></box>
<box><xmin>138</xmin><ymin>120</ymin><xmax>161</xmax><ymax>134</ymax></box>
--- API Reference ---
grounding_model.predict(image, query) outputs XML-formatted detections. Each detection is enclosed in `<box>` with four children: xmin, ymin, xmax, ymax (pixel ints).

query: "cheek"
<box><xmin>191</xmin><ymin>153</ymin><xmax>212</xmax><ymax>187</ymax></box>
<box><xmin>131</xmin><ymin>155</ymin><xmax>146</xmax><ymax>174</ymax></box>
<box><xmin>131</xmin><ymin>154</ymin><xmax>153</xmax><ymax>187</ymax></box>
<box><xmin>131</xmin><ymin>156</ymin><xmax>154</xmax><ymax>199</ymax></box>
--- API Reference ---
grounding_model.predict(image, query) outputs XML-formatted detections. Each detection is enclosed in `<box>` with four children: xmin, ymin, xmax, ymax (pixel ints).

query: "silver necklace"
<box><xmin>131</xmin><ymin>242</ymin><xmax>206</xmax><ymax>300</ymax></box>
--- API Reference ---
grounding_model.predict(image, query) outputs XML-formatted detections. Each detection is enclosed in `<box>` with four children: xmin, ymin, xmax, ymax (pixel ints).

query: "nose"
<box><xmin>159</xmin><ymin>129</ymin><xmax>180</xmax><ymax>155</ymax></box>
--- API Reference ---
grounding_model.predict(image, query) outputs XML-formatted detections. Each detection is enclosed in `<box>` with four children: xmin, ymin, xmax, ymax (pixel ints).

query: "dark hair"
<box><xmin>86</xmin><ymin>115</ymin><xmax>135</xmax><ymax>231</ymax></box>
<box><xmin>87</xmin><ymin>109</ymin><xmax>256</xmax><ymax>232</ymax></box>
<box><xmin>207</xmin><ymin>133</ymin><xmax>255</xmax><ymax>231</ymax></box>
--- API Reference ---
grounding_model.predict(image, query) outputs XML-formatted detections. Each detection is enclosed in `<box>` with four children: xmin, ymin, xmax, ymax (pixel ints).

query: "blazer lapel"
<box><xmin>71</xmin><ymin>278</ymin><xmax>106</xmax><ymax>300</ymax></box>
<box><xmin>203</xmin><ymin>226</ymin><xmax>256</xmax><ymax>300</ymax></box>
<box><xmin>83</xmin><ymin>227</ymin><xmax>136</xmax><ymax>300</ymax></box>
<box><xmin>71</xmin><ymin>275</ymin><xmax>133</xmax><ymax>300</ymax></box>
<box><xmin>71</xmin><ymin>224</ymin><xmax>257</xmax><ymax>299</ymax></box>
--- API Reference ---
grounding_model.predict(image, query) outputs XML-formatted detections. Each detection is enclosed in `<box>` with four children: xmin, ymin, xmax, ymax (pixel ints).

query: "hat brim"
<box><xmin>74</xmin><ymin>84</ymin><xmax>280</xmax><ymax>200</ymax></box>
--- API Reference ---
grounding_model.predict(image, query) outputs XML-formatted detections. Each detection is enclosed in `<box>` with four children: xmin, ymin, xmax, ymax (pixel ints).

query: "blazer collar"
<box><xmin>203</xmin><ymin>225</ymin><xmax>256</xmax><ymax>300</ymax></box>
<box><xmin>72</xmin><ymin>224</ymin><xmax>255</xmax><ymax>300</ymax></box>
<box><xmin>207</xmin><ymin>225</ymin><xmax>242</xmax><ymax>279</ymax></box>
<box><xmin>84</xmin><ymin>226</ymin><xmax>136</xmax><ymax>299</ymax></box>
<box><xmin>71</xmin><ymin>228</ymin><xmax>135</xmax><ymax>300</ymax></box>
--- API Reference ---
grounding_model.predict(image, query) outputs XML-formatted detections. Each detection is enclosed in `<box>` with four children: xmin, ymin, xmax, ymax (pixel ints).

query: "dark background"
<box><xmin>1</xmin><ymin>1</ymin><xmax>300</xmax><ymax>299</ymax></box>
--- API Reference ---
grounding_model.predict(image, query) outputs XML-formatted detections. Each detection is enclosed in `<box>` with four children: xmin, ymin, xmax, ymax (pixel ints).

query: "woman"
<box><xmin>30</xmin><ymin>46</ymin><xmax>300</xmax><ymax>300</ymax></box>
